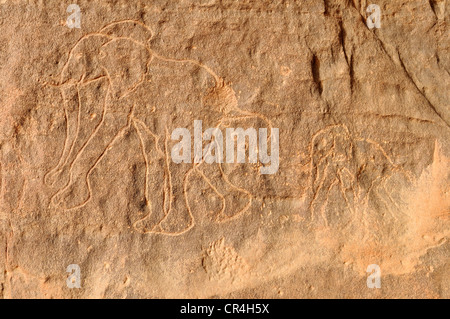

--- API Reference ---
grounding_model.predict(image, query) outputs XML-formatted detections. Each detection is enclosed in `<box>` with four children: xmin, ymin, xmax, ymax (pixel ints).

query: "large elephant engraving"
<box><xmin>44</xmin><ymin>21</ymin><xmax>270</xmax><ymax>235</ymax></box>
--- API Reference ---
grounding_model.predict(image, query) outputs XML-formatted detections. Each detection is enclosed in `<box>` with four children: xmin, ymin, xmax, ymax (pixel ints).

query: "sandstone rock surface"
<box><xmin>0</xmin><ymin>0</ymin><xmax>448</xmax><ymax>298</ymax></box>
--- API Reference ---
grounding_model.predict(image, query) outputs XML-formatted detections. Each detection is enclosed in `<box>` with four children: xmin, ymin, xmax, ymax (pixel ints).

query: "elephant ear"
<box><xmin>60</xmin><ymin>35</ymin><xmax>109</xmax><ymax>85</ymax></box>
<box><xmin>60</xmin><ymin>48</ymin><xmax>85</xmax><ymax>85</ymax></box>
<box><xmin>202</xmin><ymin>80</ymin><xmax>238</xmax><ymax>114</ymax></box>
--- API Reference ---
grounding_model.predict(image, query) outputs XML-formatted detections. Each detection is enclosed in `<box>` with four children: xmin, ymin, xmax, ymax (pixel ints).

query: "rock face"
<box><xmin>0</xmin><ymin>0</ymin><xmax>448</xmax><ymax>298</ymax></box>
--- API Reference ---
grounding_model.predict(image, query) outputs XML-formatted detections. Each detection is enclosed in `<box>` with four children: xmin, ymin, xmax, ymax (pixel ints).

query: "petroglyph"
<box><xmin>2</xmin><ymin>0</ymin><xmax>449</xmax><ymax>298</ymax></box>
<box><xmin>308</xmin><ymin>124</ymin><xmax>414</xmax><ymax>233</ymax></box>
<box><xmin>44</xmin><ymin>20</ymin><xmax>270</xmax><ymax>235</ymax></box>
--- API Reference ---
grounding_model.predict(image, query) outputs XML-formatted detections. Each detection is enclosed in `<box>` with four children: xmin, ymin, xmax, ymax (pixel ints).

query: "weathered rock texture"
<box><xmin>0</xmin><ymin>0</ymin><xmax>449</xmax><ymax>298</ymax></box>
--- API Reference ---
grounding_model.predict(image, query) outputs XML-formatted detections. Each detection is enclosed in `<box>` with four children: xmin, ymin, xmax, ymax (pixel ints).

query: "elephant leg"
<box><xmin>50</xmin><ymin>111</ymin><xmax>130</xmax><ymax>210</ymax></box>
<box><xmin>157</xmin><ymin>163</ymin><xmax>195</xmax><ymax>235</ymax></box>
<box><xmin>196</xmin><ymin>162</ymin><xmax>252</xmax><ymax>223</ymax></box>
<box><xmin>46</xmin><ymin>81</ymin><xmax>109</xmax><ymax>188</ymax></box>
<box><xmin>131</xmin><ymin>119</ymin><xmax>168</xmax><ymax>234</ymax></box>
<box><xmin>310</xmin><ymin>166</ymin><xmax>338</xmax><ymax>227</ymax></box>
<box><xmin>45</xmin><ymin>85</ymin><xmax>83</xmax><ymax>187</ymax></box>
